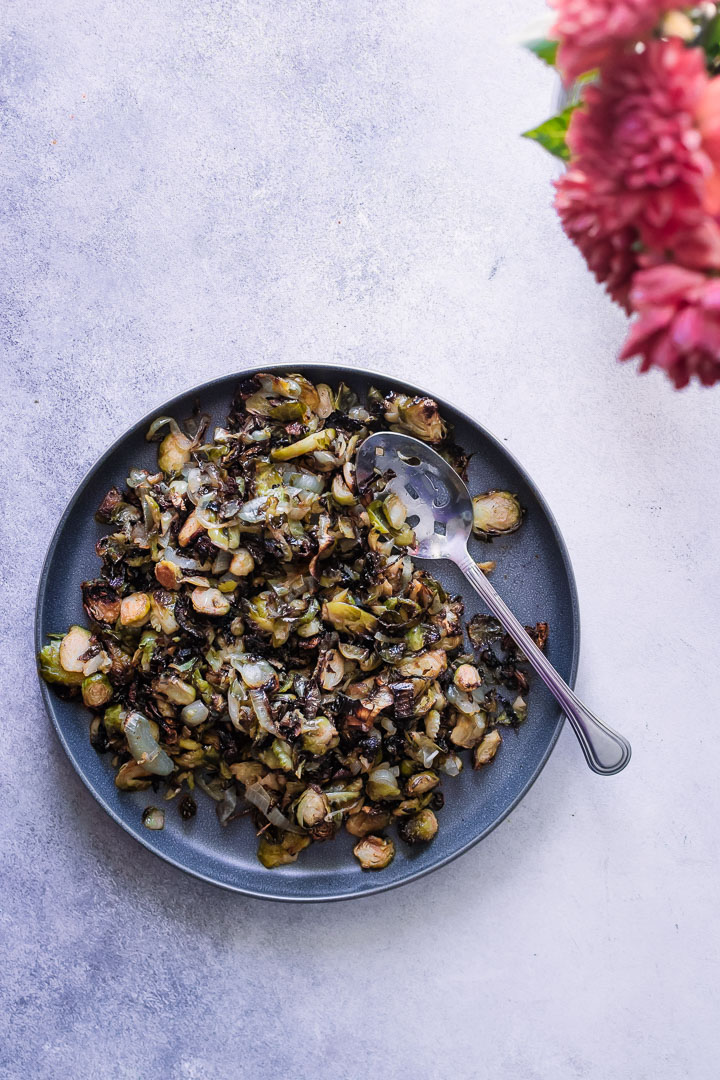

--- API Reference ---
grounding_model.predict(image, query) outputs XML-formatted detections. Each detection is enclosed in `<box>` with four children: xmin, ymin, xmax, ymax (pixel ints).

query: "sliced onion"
<box><xmin>123</xmin><ymin>712</ymin><xmax>174</xmax><ymax>776</ymax></box>
<box><xmin>235</xmin><ymin>496</ymin><xmax>270</xmax><ymax>523</ymax></box>
<box><xmin>181</xmin><ymin>701</ymin><xmax>209</xmax><ymax>727</ymax></box>
<box><xmin>146</xmin><ymin>416</ymin><xmax>180</xmax><ymax>440</ymax></box>
<box><xmin>240</xmin><ymin>661</ymin><xmax>277</xmax><ymax>689</ymax></box>
<box><xmin>244</xmin><ymin>782</ymin><xmax>304</xmax><ymax>834</ymax></box>
<box><xmin>439</xmin><ymin>753</ymin><xmax>463</xmax><ymax>777</ymax></box>
<box><xmin>446</xmin><ymin>683</ymin><xmax>480</xmax><ymax>715</ymax></box>
<box><xmin>216</xmin><ymin>786</ymin><xmax>239</xmax><ymax>825</ymax></box>
<box><xmin>249</xmin><ymin>688</ymin><xmax>278</xmax><ymax>733</ymax></box>
<box><xmin>212</xmin><ymin>550</ymin><xmax>232</xmax><ymax>575</ymax></box>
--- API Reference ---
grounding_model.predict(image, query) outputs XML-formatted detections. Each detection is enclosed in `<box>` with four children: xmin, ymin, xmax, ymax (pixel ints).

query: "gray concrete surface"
<box><xmin>2</xmin><ymin>1</ymin><xmax>719</xmax><ymax>1077</ymax></box>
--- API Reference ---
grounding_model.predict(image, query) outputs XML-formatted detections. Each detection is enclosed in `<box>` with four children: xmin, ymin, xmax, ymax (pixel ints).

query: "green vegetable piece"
<box><xmin>405</xmin><ymin>625</ymin><xmax>425</xmax><ymax>652</ymax></box>
<box><xmin>471</xmin><ymin>490</ymin><xmax>524</xmax><ymax>538</ymax></box>
<box><xmin>103</xmin><ymin>704</ymin><xmax>126</xmax><ymax>735</ymax></box>
<box><xmin>398</xmin><ymin>808</ymin><xmax>438</xmax><ymax>845</ymax></box>
<box><xmin>353</xmin><ymin>835</ymin><xmax>395</xmax><ymax>870</ymax></box>
<box><xmin>38</xmin><ymin>641</ymin><xmax>84</xmax><ymax>686</ymax></box>
<box><xmin>258</xmin><ymin>832</ymin><xmax>311</xmax><ymax>868</ymax></box>
<box><xmin>367</xmin><ymin>500</ymin><xmax>390</xmax><ymax>535</ymax></box>
<box><xmin>157</xmin><ymin>431</ymin><xmax>193</xmax><ymax>474</ymax></box>
<box><xmin>301</xmin><ymin>716</ymin><xmax>338</xmax><ymax>755</ymax></box>
<box><xmin>59</xmin><ymin>626</ymin><xmax>92</xmax><ymax>673</ymax></box>
<box><xmin>324</xmin><ymin>600</ymin><xmax>378</xmax><ymax>636</ymax></box>
<box><xmin>271</xmin><ymin>428</ymin><xmax>336</xmax><ymax>461</ymax></box>
<box><xmin>81</xmin><ymin>673</ymin><xmax>113</xmax><ymax>709</ymax></box>
<box><xmin>296</xmin><ymin>786</ymin><xmax>330</xmax><ymax>829</ymax></box>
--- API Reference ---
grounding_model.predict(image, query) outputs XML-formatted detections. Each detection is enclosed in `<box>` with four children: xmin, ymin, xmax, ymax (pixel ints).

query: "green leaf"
<box><xmin>701</xmin><ymin>13</ymin><xmax>720</xmax><ymax>63</ymax></box>
<box><xmin>521</xmin><ymin>105</ymin><xmax>577</xmax><ymax>162</ymax></box>
<box><xmin>524</xmin><ymin>37</ymin><xmax>558</xmax><ymax>66</ymax></box>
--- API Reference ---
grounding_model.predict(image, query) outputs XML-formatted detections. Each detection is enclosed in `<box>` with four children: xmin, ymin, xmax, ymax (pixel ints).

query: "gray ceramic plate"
<box><xmin>36</xmin><ymin>365</ymin><xmax>579</xmax><ymax>902</ymax></box>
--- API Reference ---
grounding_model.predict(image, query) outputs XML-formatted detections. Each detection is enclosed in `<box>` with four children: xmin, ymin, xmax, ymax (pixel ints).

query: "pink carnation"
<box><xmin>554</xmin><ymin>168</ymin><xmax>639</xmax><ymax>309</ymax></box>
<box><xmin>620</xmin><ymin>264</ymin><xmax>720</xmax><ymax>387</ymax></box>
<box><xmin>567</xmin><ymin>39</ymin><xmax>720</xmax><ymax>261</ymax></box>
<box><xmin>551</xmin><ymin>0</ymin><xmax>677</xmax><ymax>85</ymax></box>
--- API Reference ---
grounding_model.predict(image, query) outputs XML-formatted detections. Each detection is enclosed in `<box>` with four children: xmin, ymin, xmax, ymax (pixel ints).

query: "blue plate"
<box><xmin>35</xmin><ymin>366</ymin><xmax>579</xmax><ymax>901</ymax></box>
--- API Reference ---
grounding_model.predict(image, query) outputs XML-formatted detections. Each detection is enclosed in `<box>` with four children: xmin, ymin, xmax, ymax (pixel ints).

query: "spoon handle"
<box><xmin>455</xmin><ymin>549</ymin><xmax>631</xmax><ymax>775</ymax></box>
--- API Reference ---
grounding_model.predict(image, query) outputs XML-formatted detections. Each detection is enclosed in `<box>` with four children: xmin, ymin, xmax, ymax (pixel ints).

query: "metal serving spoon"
<box><xmin>356</xmin><ymin>431</ymin><xmax>631</xmax><ymax>775</ymax></box>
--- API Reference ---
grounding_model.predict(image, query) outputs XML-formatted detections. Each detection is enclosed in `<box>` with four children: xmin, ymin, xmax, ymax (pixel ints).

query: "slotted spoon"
<box><xmin>356</xmin><ymin>430</ymin><xmax>631</xmax><ymax>775</ymax></box>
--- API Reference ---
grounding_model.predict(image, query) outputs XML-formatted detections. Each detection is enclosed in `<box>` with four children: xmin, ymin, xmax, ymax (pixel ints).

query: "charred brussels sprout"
<box><xmin>258</xmin><ymin>832</ymin><xmax>312</xmax><ymax>868</ymax></box>
<box><xmin>353</xmin><ymin>835</ymin><xmax>395</xmax><ymax>870</ymax></box>
<box><xmin>296</xmin><ymin>786</ymin><xmax>330</xmax><ymax>830</ymax></box>
<box><xmin>473</xmin><ymin>730</ymin><xmax>502</xmax><ymax>768</ymax></box>
<box><xmin>155</xmin><ymin>560</ymin><xmax>183</xmax><ymax>590</ymax></box>
<box><xmin>115</xmin><ymin>760</ymin><xmax>153</xmax><ymax>791</ymax></box>
<box><xmin>119</xmin><ymin>593</ymin><xmax>151</xmax><ymax>627</ymax></box>
<box><xmin>383</xmin><ymin>392</ymin><xmax>447</xmax><ymax>443</ymax></box>
<box><xmin>82</xmin><ymin>581</ymin><xmax>121</xmax><ymax>626</ymax></box>
<box><xmin>345</xmin><ymin>806</ymin><xmax>392</xmax><ymax>837</ymax></box>
<box><xmin>38</xmin><ymin>641</ymin><xmax>84</xmax><ymax>687</ymax></box>
<box><xmin>58</xmin><ymin>626</ymin><xmax>92</xmax><ymax>674</ymax></box>
<box><xmin>81</xmin><ymin>673</ymin><xmax>113</xmax><ymax>709</ymax></box>
<box><xmin>404</xmin><ymin>770</ymin><xmax>439</xmax><ymax>797</ymax></box>
<box><xmin>398</xmin><ymin>809</ymin><xmax>438</xmax><ymax>844</ymax></box>
<box><xmin>300</xmin><ymin>716</ymin><xmax>338</xmax><ymax>755</ymax></box>
<box><xmin>471</xmin><ymin>491</ymin><xmax>524</xmax><ymax>539</ymax></box>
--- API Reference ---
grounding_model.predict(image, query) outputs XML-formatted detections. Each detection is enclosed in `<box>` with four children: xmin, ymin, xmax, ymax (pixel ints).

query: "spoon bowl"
<box><xmin>356</xmin><ymin>430</ymin><xmax>474</xmax><ymax>558</ymax></box>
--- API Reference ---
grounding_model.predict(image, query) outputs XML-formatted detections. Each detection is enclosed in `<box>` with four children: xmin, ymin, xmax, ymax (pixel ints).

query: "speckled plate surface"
<box><xmin>35</xmin><ymin>365</ymin><xmax>579</xmax><ymax>902</ymax></box>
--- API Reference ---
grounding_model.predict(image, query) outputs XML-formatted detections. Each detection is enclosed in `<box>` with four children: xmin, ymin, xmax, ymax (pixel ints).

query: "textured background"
<box><xmin>2</xmin><ymin>1</ymin><xmax>719</xmax><ymax>1078</ymax></box>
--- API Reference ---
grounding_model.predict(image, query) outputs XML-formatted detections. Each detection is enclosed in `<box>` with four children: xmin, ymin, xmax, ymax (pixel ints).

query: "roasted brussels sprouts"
<box><xmin>301</xmin><ymin>716</ymin><xmax>338</xmax><ymax>755</ymax></box>
<box><xmin>404</xmin><ymin>770</ymin><xmax>439</xmax><ymax>797</ymax></box>
<box><xmin>345</xmin><ymin>806</ymin><xmax>392</xmax><ymax>837</ymax></box>
<box><xmin>471</xmin><ymin>491</ymin><xmax>524</xmax><ymax>539</ymax></box>
<box><xmin>258</xmin><ymin>832</ymin><xmax>312</xmax><ymax>868</ymax></box>
<box><xmin>454</xmin><ymin>663</ymin><xmax>482</xmax><ymax>692</ymax></box>
<box><xmin>191</xmin><ymin>587</ymin><xmax>231</xmax><ymax>616</ymax></box>
<box><xmin>296</xmin><ymin>786</ymin><xmax>330</xmax><ymax>831</ymax></box>
<box><xmin>119</xmin><ymin>593</ymin><xmax>151</xmax><ymax>627</ymax></box>
<box><xmin>353</xmin><ymin>835</ymin><xmax>396</xmax><ymax>870</ymax></box>
<box><xmin>58</xmin><ymin>626</ymin><xmax>92</xmax><ymax>674</ymax></box>
<box><xmin>271</xmin><ymin>428</ymin><xmax>336</xmax><ymax>461</ymax></box>
<box><xmin>383</xmin><ymin>393</ymin><xmax>446</xmax><ymax>443</ymax></box>
<box><xmin>473</xmin><ymin>730</ymin><xmax>502</xmax><ymax>768</ymax></box>
<box><xmin>229</xmin><ymin>548</ymin><xmax>255</xmax><ymax>577</ymax></box>
<box><xmin>39</xmin><ymin>374</ymin><xmax>538</xmax><ymax>873</ymax></box>
<box><xmin>115</xmin><ymin>760</ymin><xmax>152</xmax><ymax>791</ymax></box>
<box><xmin>38</xmin><ymin>641</ymin><xmax>84</xmax><ymax>686</ymax></box>
<box><xmin>398</xmin><ymin>808</ymin><xmax>438</xmax><ymax>844</ymax></box>
<box><xmin>81</xmin><ymin>673</ymin><xmax>113</xmax><ymax>709</ymax></box>
<box><xmin>82</xmin><ymin>581</ymin><xmax>121</xmax><ymax>626</ymax></box>
<box><xmin>155</xmin><ymin>560</ymin><xmax>183</xmax><ymax>590</ymax></box>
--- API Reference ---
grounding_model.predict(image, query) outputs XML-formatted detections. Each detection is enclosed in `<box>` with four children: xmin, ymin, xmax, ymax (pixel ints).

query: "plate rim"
<box><xmin>35</xmin><ymin>363</ymin><xmax>581</xmax><ymax>902</ymax></box>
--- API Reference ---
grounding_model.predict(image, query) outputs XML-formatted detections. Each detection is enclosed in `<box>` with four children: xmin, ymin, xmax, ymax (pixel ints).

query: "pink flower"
<box><xmin>567</xmin><ymin>40</ymin><xmax>720</xmax><ymax>260</ymax></box>
<box><xmin>554</xmin><ymin>168</ymin><xmax>639</xmax><ymax>309</ymax></box>
<box><xmin>551</xmin><ymin>0</ymin><xmax>677</xmax><ymax>85</ymax></box>
<box><xmin>619</xmin><ymin>264</ymin><xmax>720</xmax><ymax>387</ymax></box>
